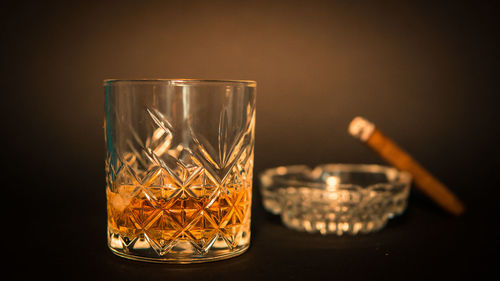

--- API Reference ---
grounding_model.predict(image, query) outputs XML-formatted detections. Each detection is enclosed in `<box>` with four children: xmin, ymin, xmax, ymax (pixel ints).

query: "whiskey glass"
<box><xmin>104</xmin><ymin>79</ymin><xmax>256</xmax><ymax>263</ymax></box>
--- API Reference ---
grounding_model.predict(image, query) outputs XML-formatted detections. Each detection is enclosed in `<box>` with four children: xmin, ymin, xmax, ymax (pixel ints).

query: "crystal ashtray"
<box><xmin>259</xmin><ymin>164</ymin><xmax>412</xmax><ymax>235</ymax></box>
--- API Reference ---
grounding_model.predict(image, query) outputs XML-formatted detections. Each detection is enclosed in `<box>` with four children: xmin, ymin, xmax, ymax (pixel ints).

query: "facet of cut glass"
<box><xmin>259</xmin><ymin>164</ymin><xmax>411</xmax><ymax>235</ymax></box>
<box><xmin>104</xmin><ymin>79</ymin><xmax>256</xmax><ymax>263</ymax></box>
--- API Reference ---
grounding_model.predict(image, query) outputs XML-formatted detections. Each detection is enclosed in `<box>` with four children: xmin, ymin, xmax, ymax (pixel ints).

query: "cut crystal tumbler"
<box><xmin>104</xmin><ymin>79</ymin><xmax>256</xmax><ymax>263</ymax></box>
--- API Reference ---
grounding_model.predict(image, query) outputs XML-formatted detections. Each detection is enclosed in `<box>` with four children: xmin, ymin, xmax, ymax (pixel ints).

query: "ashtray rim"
<box><xmin>259</xmin><ymin>163</ymin><xmax>412</xmax><ymax>191</ymax></box>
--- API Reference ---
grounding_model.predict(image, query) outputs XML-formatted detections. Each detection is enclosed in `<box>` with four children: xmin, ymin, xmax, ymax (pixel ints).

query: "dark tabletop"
<box><xmin>4</xmin><ymin>0</ymin><xmax>499</xmax><ymax>280</ymax></box>
<box><xmin>12</xmin><ymin>163</ymin><xmax>499</xmax><ymax>280</ymax></box>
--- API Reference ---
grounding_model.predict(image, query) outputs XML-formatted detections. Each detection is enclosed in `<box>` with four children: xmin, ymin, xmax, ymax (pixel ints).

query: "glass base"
<box><xmin>107</xmin><ymin>230</ymin><xmax>251</xmax><ymax>263</ymax></box>
<box><xmin>108</xmin><ymin>244</ymin><xmax>249</xmax><ymax>264</ymax></box>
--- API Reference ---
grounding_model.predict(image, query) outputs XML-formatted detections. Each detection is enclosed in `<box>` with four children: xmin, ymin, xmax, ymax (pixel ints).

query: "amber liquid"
<box><xmin>107</xmin><ymin>179</ymin><xmax>251</xmax><ymax>255</ymax></box>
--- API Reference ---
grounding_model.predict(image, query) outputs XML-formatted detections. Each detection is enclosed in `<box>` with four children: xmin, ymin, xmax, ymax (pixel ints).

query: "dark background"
<box><xmin>3</xmin><ymin>0</ymin><xmax>499</xmax><ymax>280</ymax></box>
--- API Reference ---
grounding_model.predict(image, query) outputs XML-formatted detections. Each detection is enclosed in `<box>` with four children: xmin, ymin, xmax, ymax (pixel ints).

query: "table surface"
<box><xmin>13</xmin><ymin>170</ymin><xmax>497</xmax><ymax>281</ymax></box>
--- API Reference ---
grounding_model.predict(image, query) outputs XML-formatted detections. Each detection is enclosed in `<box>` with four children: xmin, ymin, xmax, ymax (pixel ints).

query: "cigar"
<box><xmin>349</xmin><ymin>116</ymin><xmax>465</xmax><ymax>216</ymax></box>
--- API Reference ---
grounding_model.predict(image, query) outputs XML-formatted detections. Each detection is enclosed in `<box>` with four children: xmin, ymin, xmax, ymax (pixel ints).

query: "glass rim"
<box><xmin>104</xmin><ymin>78</ymin><xmax>256</xmax><ymax>87</ymax></box>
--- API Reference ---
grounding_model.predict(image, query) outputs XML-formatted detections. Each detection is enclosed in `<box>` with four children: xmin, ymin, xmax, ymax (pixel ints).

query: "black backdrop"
<box><xmin>3</xmin><ymin>0</ymin><xmax>499</xmax><ymax>280</ymax></box>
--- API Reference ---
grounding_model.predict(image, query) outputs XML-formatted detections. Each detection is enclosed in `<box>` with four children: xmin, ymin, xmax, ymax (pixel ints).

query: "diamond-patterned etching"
<box><xmin>106</xmin><ymin>104</ymin><xmax>254</xmax><ymax>261</ymax></box>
